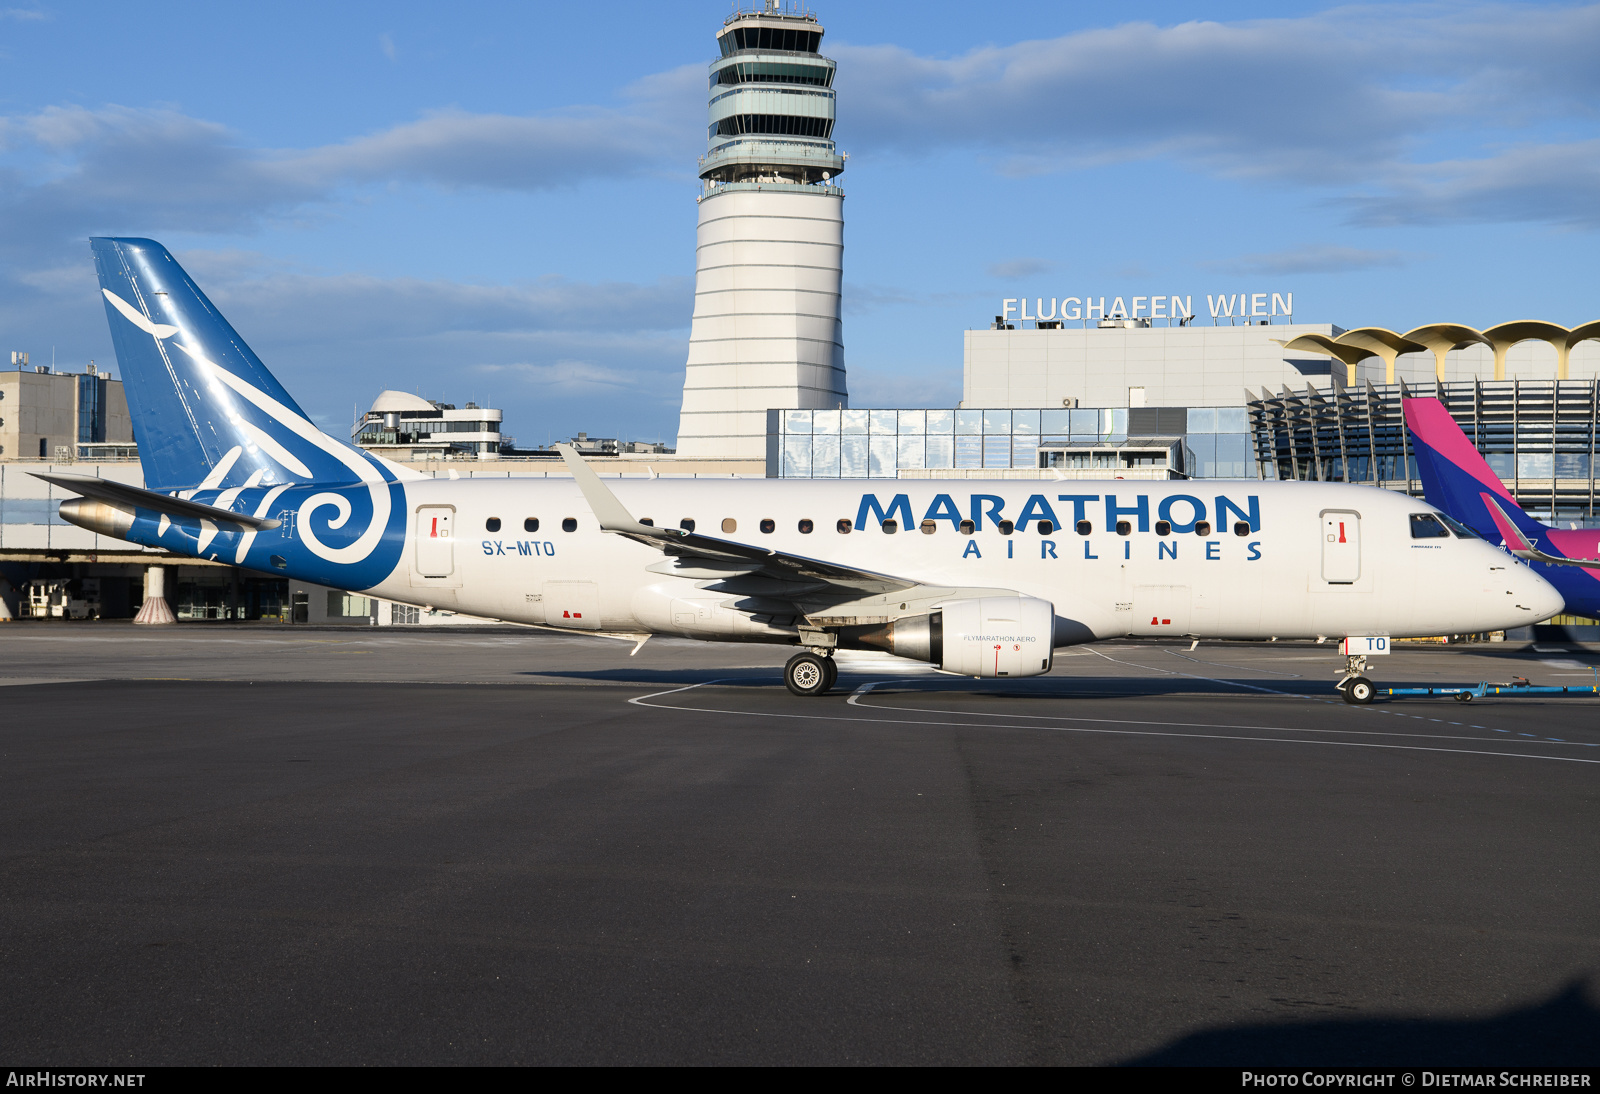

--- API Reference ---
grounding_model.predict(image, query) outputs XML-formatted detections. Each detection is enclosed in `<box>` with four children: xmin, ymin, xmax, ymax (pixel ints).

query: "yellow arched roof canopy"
<box><xmin>1274</xmin><ymin>334</ymin><xmax>1375</xmax><ymax>365</ymax></box>
<box><xmin>1334</xmin><ymin>327</ymin><xmax>1427</xmax><ymax>357</ymax></box>
<box><xmin>1482</xmin><ymin>320</ymin><xmax>1570</xmax><ymax>349</ymax></box>
<box><xmin>1401</xmin><ymin>324</ymin><xmax>1493</xmax><ymax>353</ymax></box>
<box><xmin>1566</xmin><ymin>320</ymin><xmax>1600</xmax><ymax>350</ymax></box>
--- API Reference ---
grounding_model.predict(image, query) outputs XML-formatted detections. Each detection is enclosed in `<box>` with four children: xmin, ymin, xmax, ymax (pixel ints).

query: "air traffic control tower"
<box><xmin>674</xmin><ymin>2</ymin><xmax>848</xmax><ymax>460</ymax></box>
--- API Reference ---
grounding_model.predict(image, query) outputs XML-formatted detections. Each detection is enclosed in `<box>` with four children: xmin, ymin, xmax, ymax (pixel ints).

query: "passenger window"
<box><xmin>1075</xmin><ymin>520</ymin><xmax>1091</xmax><ymax>536</ymax></box>
<box><xmin>1037</xmin><ymin>520</ymin><xmax>1054</xmax><ymax>535</ymax></box>
<box><xmin>1233</xmin><ymin>521</ymin><xmax>1251</xmax><ymax>537</ymax></box>
<box><xmin>1116</xmin><ymin>521</ymin><xmax>1131</xmax><ymax>536</ymax></box>
<box><xmin>997</xmin><ymin>520</ymin><xmax>1015</xmax><ymax>535</ymax></box>
<box><xmin>798</xmin><ymin>519</ymin><xmax>813</xmax><ymax>534</ymax></box>
<box><xmin>486</xmin><ymin>517</ymin><xmax>501</xmax><ymax>532</ymax></box>
<box><xmin>1194</xmin><ymin>521</ymin><xmax>1212</xmax><ymax>536</ymax></box>
<box><xmin>1410</xmin><ymin>513</ymin><xmax>1451</xmax><ymax>539</ymax></box>
<box><xmin>1154</xmin><ymin>520</ymin><xmax>1170</xmax><ymax>536</ymax></box>
<box><xmin>882</xmin><ymin>519</ymin><xmax>898</xmax><ymax>534</ymax></box>
<box><xmin>837</xmin><ymin>518</ymin><xmax>852</xmax><ymax>533</ymax></box>
<box><xmin>562</xmin><ymin>518</ymin><xmax>577</xmax><ymax>532</ymax></box>
<box><xmin>722</xmin><ymin>518</ymin><xmax>737</xmax><ymax>533</ymax></box>
<box><xmin>760</xmin><ymin>519</ymin><xmax>775</xmax><ymax>533</ymax></box>
<box><xmin>959</xmin><ymin>519</ymin><xmax>976</xmax><ymax>535</ymax></box>
<box><xmin>524</xmin><ymin>518</ymin><xmax>539</xmax><ymax>532</ymax></box>
<box><xmin>920</xmin><ymin>519</ymin><xmax>937</xmax><ymax>535</ymax></box>
<box><xmin>680</xmin><ymin>518</ymin><xmax>696</xmax><ymax>532</ymax></box>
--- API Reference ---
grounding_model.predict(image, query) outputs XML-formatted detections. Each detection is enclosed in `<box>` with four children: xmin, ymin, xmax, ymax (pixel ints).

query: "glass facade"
<box><xmin>76</xmin><ymin>374</ymin><xmax>105</xmax><ymax>443</ymax></box>
<box><xmin>1251</xmin><ymin>379</ymin><xmax>1600</xmax><ymax>520</ymax></box>
<box><xmin>772</xmin><ymin>406</ymin><xmax>1252</xmax><ymax>479</ymax></box>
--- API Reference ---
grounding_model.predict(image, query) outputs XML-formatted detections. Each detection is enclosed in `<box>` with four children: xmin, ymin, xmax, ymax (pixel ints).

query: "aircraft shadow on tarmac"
<box><xmin>1122</xmin><ymin>978</ymin><xmax>1600</xmax><ymax>1067</ymax></box>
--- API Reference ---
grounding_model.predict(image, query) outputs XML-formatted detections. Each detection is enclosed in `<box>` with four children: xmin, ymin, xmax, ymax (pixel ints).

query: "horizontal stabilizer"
<box><xmin>31</xmin><ymin>472</ymin><xmax>281</xmax><ymax>531</ymax></box>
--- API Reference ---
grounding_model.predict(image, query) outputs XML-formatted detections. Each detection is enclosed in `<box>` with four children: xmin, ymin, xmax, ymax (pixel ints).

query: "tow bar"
<box><xmin>1382</xmin><ymin>667</ymin><xmax>1600</xmax><ymax>703</ymax></box>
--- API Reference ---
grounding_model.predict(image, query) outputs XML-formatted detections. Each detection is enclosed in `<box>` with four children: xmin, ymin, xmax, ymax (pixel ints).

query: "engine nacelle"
<box><xmin>845</xmin><ymin>595</ymin><xmax>1056</xmax><ymax>678</ymax></box>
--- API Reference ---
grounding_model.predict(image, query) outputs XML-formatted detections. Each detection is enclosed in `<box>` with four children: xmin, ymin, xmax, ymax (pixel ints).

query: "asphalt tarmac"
<box><xmin>2</xmin><ymin>624</ymin><xmax>1598</xmax><ymax>1065</ymax></box>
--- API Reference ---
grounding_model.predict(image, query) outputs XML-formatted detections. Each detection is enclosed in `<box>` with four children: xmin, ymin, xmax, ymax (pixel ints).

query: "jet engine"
<box><xmin>844</xmin><ymin>595</ymin><xmax>1056</xmax><ymax>678</ymax></box>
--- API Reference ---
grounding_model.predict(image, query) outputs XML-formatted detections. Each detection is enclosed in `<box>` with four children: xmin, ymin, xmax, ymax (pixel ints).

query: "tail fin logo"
<box><xmin>102</xmin><ymin>289</ymin><xmax>178</xmax><ymax>340</ymax></box>
<box><xmin>99</xmin><ymin>273</ymin><xmax>401</xmax><ymax>572</ymax></box>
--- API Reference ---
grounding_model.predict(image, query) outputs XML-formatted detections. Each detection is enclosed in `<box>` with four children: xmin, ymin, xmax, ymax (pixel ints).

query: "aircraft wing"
<box><xmin>1481</xmin><ymin>493</ymin><xmax>1600</xmax><ymax>570</ymax></box>
<box><xmin>30</xmin><ymin>472</ymin><xmax>282</xmax><ymax>531</ymax></box>
<box><xmin>558</xmin><ymin>446</ymin><xmax>1014</xmax><ymax>620</ymax></box>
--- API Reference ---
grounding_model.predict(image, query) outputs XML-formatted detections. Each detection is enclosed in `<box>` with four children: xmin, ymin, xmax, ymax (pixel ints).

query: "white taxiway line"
<box><xmin>631</xmin><ymin>681</ymin><xmax>1600</xmax><ymax>767</ymax></box>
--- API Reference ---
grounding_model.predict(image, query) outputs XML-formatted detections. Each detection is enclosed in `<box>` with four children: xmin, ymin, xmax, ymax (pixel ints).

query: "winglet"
<box><xmin>556</xmin><ymin>444</ymin><xmax>680</xmax><ymax>541</ymax></box>
<box><xmin>1481</xmin><ymin>493</ymin><xmax>1537</xmax><ymax>556</ymax></box>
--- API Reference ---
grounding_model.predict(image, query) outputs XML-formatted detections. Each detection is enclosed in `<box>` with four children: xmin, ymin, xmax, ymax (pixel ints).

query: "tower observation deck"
<box><xmin>675</xmin><ymin>1</ymin><xmax>848</xmax><ymax>460</ymax></box>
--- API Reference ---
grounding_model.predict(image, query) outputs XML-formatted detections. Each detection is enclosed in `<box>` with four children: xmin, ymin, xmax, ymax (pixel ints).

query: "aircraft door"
<box><xmin>1321</xmin><ymin>511</ymin><xmax>1361</xmax><ymax>583</ymax></box>
<box><xmin>1131</xmin><ymin>585</ymin><xmax>1191</xmax><ymax>635</ymax></box>
<box><xmin>415</xmin><ymin>506</ymin><xmax>455</xmax><ymax>578</ymax></box>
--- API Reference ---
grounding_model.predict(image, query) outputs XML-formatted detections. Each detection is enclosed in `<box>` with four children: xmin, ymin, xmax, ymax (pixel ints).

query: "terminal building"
<box><xmin>7</xmin><ymin>0</ymin><xmax>1600</xmax><ymax>631</ymax></box>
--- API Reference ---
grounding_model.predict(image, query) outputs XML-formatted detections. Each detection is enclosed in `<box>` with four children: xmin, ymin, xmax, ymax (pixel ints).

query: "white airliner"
<box><xmin>48</xmin><ymin>239</ymin><xmax>1562</xmax><ymax>703</ymax></box>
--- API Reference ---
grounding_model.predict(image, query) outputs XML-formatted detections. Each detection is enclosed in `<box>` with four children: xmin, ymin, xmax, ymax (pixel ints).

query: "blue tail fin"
<box><xmin>90</xmin><ymin>237</ymin><xmax>384</xmax><ymax>493</ymax></box>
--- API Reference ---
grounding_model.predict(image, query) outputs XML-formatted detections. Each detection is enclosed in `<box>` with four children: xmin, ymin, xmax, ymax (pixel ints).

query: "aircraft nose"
<box><xmin>1516</xmin><ymin>564</ymin><xmax>1564</xmax><ymax>620</ymax></box>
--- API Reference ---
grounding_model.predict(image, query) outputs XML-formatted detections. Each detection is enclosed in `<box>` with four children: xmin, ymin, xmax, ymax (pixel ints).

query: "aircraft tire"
<box><xmin>1343</xmin><ymin>676</ymin><xmax>1375</xmax><ymax>705</ymax></box>
<box><xmin>822</xmin><ymin>656</ymin><xmax>838</xmax><ymax>693</ymax></box>
<box><xmin>785</xmin><ymin>652</ymin><xmax>832</xmax><ymax>697</ymax></box>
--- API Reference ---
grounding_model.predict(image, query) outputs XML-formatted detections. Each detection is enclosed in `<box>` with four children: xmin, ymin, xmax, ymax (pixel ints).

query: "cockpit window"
<box><xmin>1409</xmin><ymin>513</ymin><xmax>1452</xmax><ymax>539</ymax></box>
<box><xmin>1434</xmin><ymin>512</ymin><xmax>1481</xmax><ymax>540</ymax></box>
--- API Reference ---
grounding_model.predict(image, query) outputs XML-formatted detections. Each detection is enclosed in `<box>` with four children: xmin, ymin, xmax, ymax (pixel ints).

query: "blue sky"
<box><xmin>3</xmin><ymin>1</ymin><xmax>1599</xmax><ymax>445</ymax></box>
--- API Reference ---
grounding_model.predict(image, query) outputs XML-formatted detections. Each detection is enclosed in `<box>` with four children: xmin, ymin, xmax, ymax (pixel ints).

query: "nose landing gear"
<box><xmin>784</xmin><ymin>651</ymin><xmax>838</xmax><ymax>697</ymax></box>
<box><xmin>1337</xmin><ymin>654</ymin><xmax>1375</xmax><ymax>705</ymax></box>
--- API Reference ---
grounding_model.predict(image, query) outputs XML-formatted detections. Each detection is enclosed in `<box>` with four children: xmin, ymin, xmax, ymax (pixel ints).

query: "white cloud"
<box><xmin>987</xmin><ymin>258</ymin><xmax>1056</xmax><ymax>279</ymax></box>
<box><xmin>379</xmin><ymin>32</ymin><xmax>396</xmax><ymax>62</ymax></box>
<box><xmin>832</xmin><ymin>4</ymin><xmax>1600</xmax><ymax>224</ymax></box>
<box><xmin>1210</xmin><ymin>244</ymin><xmax>1409</xmax><ymax>276</ymax></box>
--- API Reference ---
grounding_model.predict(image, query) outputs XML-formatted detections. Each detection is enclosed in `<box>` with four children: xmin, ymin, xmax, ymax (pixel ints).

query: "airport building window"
<box><xmin>959</xmin><ymin>519</ymin><xmax>975</xmax><ymax>535</ymax></box>
<box><xmin>719</xmin><ymin>25</ymin><xmax>823</xmax><ymax>55</ymax></box>
<box><xmin>524</xmin><ymin>518</ymin><xmax>539</xmax><ymax>532</ymax></box>
<box><xmin>562</xmin><ymin>518</ymin><xmax>578</xmax><ymax>532</ymax></box>
<box><xmin>680</xmin><ymin>518</ymin><xmax>696</xmax><ymax>532</ymax></box>
<box><xmin>712</xmin><ymin>114</ymin><xmax>834</xmax><ymax>140</ymax></box>
<box><xmin>760</xmin><ymin>519</ymin><xmax>775</xmax><ymax>533</ymax></box>
<box><xmin>486</xmin><ymin>517</ymin><xmax>501</xmax><ymax>532</ymax></box>
<box><xmin>798</xmin><ymin>519</ymin><xmax>813</xmax><ymax>533</ymax></box>
<box><xmin>837</xmin><ymin>518</ymin><xmax>852</xmax><ymax>533</ymax></box>
<box><xmin>712</xmin><ymin>61</ymin><xmax>833</xmax><ymax>88</ymax></box>
<box><xmin>722</xmin><ymin>518</ymin><xmax>737</xmax><ymax>533</ymax></box>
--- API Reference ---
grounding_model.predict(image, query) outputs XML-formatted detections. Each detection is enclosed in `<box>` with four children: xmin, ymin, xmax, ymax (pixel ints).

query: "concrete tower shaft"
<box><xmin>676</xmin><ymin>1</ymin><xmax>848</xmax><ymax>460</ymax></box>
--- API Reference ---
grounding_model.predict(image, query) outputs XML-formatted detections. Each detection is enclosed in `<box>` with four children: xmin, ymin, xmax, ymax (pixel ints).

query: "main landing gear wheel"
<box><xmin>785</xmin><ymin>652</ymin><xmax>833</xmax><ymax>697</ymax></box>
<box><xmin>822</xmin><ymin>656</ymin><xmax>838</xmax><ymax>693</ymax></box>
<box><xmin>1342</xmin><ymin>676</ymin><xmax>1375</xmax><ymax>705</ymax></box>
